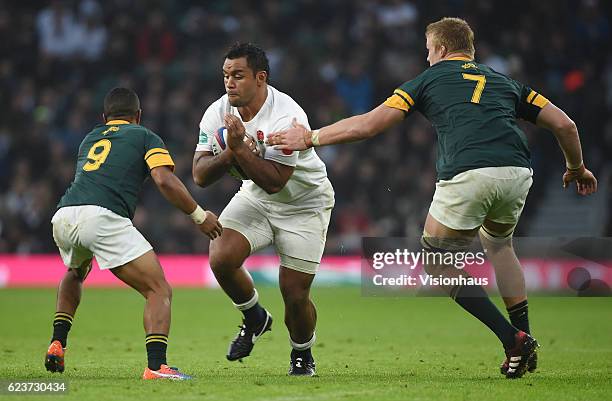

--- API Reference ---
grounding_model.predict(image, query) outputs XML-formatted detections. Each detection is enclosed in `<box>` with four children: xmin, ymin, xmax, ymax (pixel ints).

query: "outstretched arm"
<box><xmin>267</xmin><ymin>104</ymin><xmax>405</xmax><ymax>150</ymax></box>
<box><xmin>535</xmin><ymin>102</ymin><xmax>597</xmax><ymax>195</ymax></box>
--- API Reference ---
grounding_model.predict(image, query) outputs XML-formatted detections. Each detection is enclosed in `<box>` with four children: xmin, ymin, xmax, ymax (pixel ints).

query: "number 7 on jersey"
<box><xmin>462</xmin><ymin>73</ymin><xmax>486</xmax><ymax>103</ymax></box>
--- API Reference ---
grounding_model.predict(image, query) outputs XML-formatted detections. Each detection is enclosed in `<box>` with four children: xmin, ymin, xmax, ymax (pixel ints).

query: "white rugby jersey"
<box><xmin>196</xmin><ymin>85</ymin><xmax>331</xmax><ymax>204</ymax></box>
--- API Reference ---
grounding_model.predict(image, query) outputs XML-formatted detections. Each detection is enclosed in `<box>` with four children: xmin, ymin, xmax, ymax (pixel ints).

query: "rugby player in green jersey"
<box><xmin>45</xmin><ymin>88</ymin><xmax>222</xmax><ymax>380</ymax></box>
<box><xmin>267</xmin><ymin>18</ymin><xmax>597</xmax><ymax>378</ymax></box>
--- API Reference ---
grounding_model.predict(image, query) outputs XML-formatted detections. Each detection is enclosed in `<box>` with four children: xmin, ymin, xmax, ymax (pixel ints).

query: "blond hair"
<box><xmin>426</xmin><ymin>17</ymin><xmax>475</xmax><ymax>58</ymax></box>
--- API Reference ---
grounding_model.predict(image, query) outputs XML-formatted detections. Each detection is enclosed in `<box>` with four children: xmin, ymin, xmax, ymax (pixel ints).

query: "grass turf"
<box><xmin>0</xmin><ymin>287</ymin><xmax>610</xmax><ymax>401</ymax></box>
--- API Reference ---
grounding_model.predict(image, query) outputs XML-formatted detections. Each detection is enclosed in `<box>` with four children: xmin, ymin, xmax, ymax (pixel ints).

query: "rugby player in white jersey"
<box><xmin>192</xmin><ymin>42</ymin><xmax>334</xmax><ymax>376</ymax></box>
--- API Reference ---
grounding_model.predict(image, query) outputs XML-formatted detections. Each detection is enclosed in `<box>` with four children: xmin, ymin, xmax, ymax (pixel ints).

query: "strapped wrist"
<box><xmin>189</xmin><ymin>205</ymin><xmax>207</xmax><ymax>224</ymax></box>
<box><xmin>311</xmin><ymin>129</ymin><xmax>320</xmax><ymax>147</ymax></box>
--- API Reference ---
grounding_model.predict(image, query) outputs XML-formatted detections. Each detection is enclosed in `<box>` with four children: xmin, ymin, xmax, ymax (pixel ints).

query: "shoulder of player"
<box><xmin>268</xmin><ymin>86</ymin><xmax>307</xmax><ymax>117</ymax></box>
<box><xmin>476</xmin><ymin>62</ymin><xmax>509</xmax><ymax>77</ymax></box>
<box><xmin>121</xmin><ymin>123</ymin><xmax>155</xmax><ymax>138</ymax></box>
<box><xmin>120</xmin><ymin>124</ymin><xmax>165</xmax><ymax>146</ymax></box>
<box><xmin>476</xmin><ymin>64</ymin><xmax>523</xmax><ymax>90</ymax></box>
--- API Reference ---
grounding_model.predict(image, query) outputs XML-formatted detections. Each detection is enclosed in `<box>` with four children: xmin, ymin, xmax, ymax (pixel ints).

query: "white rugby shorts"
<box><xmin>219</xmin><ymin>180</ymin><xmax>334</xmax><ymax>274</ymax></box>
<box><xmin>51</xmin><ymin>205</ymin><xmax>152</xmax><ymax>271</ymax></box>
<box><xmin>428</xmin><ymin>166</ymin><xmax>533</xmax><ymax>232</ymax></box>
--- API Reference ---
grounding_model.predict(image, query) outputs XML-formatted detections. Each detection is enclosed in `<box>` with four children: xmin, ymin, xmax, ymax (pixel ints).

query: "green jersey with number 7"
<box><xmin>384</xmin><ymin>56</ymin><xmax>549</xmax><ymax>180</ymax></box>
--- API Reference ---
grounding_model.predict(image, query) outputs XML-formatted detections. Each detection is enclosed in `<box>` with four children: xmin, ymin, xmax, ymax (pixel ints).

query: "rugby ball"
<box><xmin>210</xmin><ymin>127</ymin><xmax>259</xmax><ymax>180</ymax></box>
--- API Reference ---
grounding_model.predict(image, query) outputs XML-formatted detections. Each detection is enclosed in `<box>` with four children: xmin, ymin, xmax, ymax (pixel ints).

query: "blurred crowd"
<box><xmin>1</xmin><ymin>0</ymin><xmax>610</xmax><ymax>254</ymax></box>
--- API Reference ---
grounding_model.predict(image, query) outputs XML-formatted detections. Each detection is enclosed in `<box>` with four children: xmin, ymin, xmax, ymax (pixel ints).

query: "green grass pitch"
<box><xmin>0</xmin><ymin>287</ymin><xmax>610</xmax><ymax>400</ymax></box>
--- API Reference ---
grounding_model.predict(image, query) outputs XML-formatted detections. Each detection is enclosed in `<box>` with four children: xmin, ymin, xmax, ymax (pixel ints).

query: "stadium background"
<box><xmin>0</xmin><ymin>0</ymin><xmax>610</xmax><ymax>257</ymax></box>
<box><xmin>0</xmin><ymin>2</ymin><xmax>611</xmax><ymax>400</ymax></box>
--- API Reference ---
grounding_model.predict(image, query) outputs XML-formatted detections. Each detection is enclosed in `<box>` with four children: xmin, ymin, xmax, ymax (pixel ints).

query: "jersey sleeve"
<box><xmin>261</xmin><ymin>112</ymin><xmax>307</xmax><ymax>167</ymax></box>
<box><xmin>196</xmin><ymin>103</ymin><xmax>222</xmax><ymax>152</ymax></box>
<box><xmin>144</xmin><ymin>131</ymin><xmax>175</xmax><ymax>171</ymax></box>
<box><xmin>383</xmin><ymin>71</ymin><xmax>427</xmax><ymax>116</ymax></box>
<box><xmin>516</xmin><ymin>83</ymin><xmax>549</xmax><ymax>123</ymax></box>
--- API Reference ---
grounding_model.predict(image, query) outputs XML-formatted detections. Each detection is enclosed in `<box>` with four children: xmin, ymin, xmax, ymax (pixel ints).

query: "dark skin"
<box><xmin>223</xmin><ymin>113</ymin><xmax>293</xmax><ymax>194</ymax></box>
<box><xmin>193</xmin><ymin>57</ymin><xmax>318</xmax><ymax>343</ymax></box>
<box><xmin>54</xmin><ymin>111</ymin><xmax>222</xmax><ymax>352</ymax></box>
<box><xmin>192</xmin><ymin>57</ymin><xmax>293</xmax><ymax>193</ymax></box>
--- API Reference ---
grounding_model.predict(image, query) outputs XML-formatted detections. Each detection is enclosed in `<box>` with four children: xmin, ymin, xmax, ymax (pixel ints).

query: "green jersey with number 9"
<box><xmin>57</xmin><ymin>120</ymin><xmax>175</xmax><ymax>219</ymax></box>
<box><xmin>384</xmin><ymin>57</ymin><xmax>549</xmax><ymax>180</ymax></box>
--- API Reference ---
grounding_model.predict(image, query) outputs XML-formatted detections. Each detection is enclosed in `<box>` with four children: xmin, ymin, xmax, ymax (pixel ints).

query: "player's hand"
<box><xmin>563</xmin><ymin>164</ymin><xmax>597</xmax><ymax>195</ymax></box>
<box><xmin>244</xmin><ymin>136</ymin><xmax>261</xmax><ymax>156</ymax></box>
<box><xmin>198</xmin><ymin>211</ymin><xmax>223</xmax><ymax>240</ymax></box>
<box><xmin>266</xmin><ymin>118</ymin><xmax>310</xmax><ymax>150</ymax></box>
<box><xmin>223</xmin><ymin>114</ymin><xmax>246</xmax><ymax>150</ymax></box>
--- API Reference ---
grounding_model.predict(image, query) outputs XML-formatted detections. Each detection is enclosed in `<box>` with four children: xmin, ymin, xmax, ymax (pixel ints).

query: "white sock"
<box><xmin>232</xmin><ymin>289</ymin><xmax>259</xmax><ymax>311</ymax></box>
<box><xmin>290</xmin><ymin>332</ymin><xmax>316</xmax><ymax>351</ymax></box>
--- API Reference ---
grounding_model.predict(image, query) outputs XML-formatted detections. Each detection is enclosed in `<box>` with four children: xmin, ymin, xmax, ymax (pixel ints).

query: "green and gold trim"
<box><xmin>384</xmin><ymin>88</ymin><xmax>416</xmax><ymax>114</ymax></box>
<box><xmin>53</xmin><ymin>312</ymin><xmax>74</xmax><ymax>325</ymax></box>
<box><xmin>145</xmin><ymin>334</ymin><xmax>168</xmax><ymax>345</ymax></box>
<box><xmin>145</xmin><ymin>148</ymin><xmax>175</xmax><ymax>170</ymax></box>
<box><xmin>526</xmin><ymin>90</ymin><xmax>549</xmax><ymax>108</ymax></box>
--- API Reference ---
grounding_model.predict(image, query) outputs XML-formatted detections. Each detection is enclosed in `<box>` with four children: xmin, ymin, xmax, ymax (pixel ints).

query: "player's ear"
<box><xmin>256</xmin><ymin>71</ymin><xmax>267</xmax><ymax>86</ymax></box>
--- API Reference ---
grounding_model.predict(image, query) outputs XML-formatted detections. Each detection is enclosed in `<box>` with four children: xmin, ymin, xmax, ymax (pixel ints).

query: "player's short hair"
<box><xmin>426</xmin><ymin>17</ymin><xmax>475</xmax><ymax>58</ymax></box>
<box><xmin>103</xmin><ymin>87</ymin><xmax>141</xmax><ymax>119</ymax></box>
<box><xmin>224</xmin><ymin>42</ymin><xmax>270</xmax><ymax>83</ymax></box>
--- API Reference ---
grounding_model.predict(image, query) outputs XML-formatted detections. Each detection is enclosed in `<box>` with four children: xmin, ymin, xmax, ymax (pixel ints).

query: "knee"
<box><xmin>281</xmin><ymin>284</ymin><xmax>310</xmax><ymax>309</ymax></box>
<box><xmin>420</xmin><ymin>235</ymin><xmax>470</xmax><ymax>276</ymax></box>
<box><xmin>67</xmin><ymin>268</ymin><xmax>86</xmax><ymax>283</ymax></box>
<box><xmin>285</xmin><ymin>293</ymin><xmax>310</xmax><ymax>310</ymax></box>
<box><xmin>209</xmin><ymin>243</ymin><xmax>243</xmax><ymax>276</ymax></box>
<box><xmin>71</xmin><ymin>260</ymin><xmax>92</xmax><ymax>282</ymax></box>
<box><xmin>146</xmin><ymin>279</ymin><xmax>172</xmax><ymax>302</ymax></box>
<box><xmin>479</xmin><ymin>227</ymin><xmax>513</xmax><ymax>254</ymax></box>
<box><xmin>423</xmin><ymin>261</ymin><xmax>444</xmax><ymax>276</ymax></box>
<box><xmin>209</xmin><ymin>254</ymin><xmax>235</xmax><ymax>277</ymax></box>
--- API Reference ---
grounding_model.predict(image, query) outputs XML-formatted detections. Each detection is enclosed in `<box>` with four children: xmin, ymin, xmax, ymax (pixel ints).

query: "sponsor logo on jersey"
<box><xmin>282</xmin><ymin>149</ymin><xmax>294</xmax><ymax>155</ymax></box>
<box><xmin>256</xmin><ymin>130</ymin><xmax>264</xmax><ymax>142</ymax></box>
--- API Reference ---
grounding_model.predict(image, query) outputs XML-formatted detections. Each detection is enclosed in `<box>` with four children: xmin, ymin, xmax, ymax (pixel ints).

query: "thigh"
<box><xmin>423</xmin><ymin>213</ymin><xmax>479</xmax><ymax>276</ymax></box>
<box><xmin>271</xmin><ymin>204</ymin><xmax>333</xmax><ymax>274</ymax></box>
<box><xmin>219</xmin><ymin>193</ymin><xmax>273</xmax><ymax>253</ymax></box>
<box><xmin>428</xmin><ymin>170</ymin><xmax>494</xmax><ymax>231</ymax></box>
<box><xmin>110</xmin><ymin>250</ymin><xmax>167</xmax><ymax>294</ymax></box>
<box><xmin>424</xmin><ymin>212</ymin><xmax>479</xmax><ymax>240</ymax></box>
<box><xmin>209</xmin><ymin>227</ymin><xmax>252</xmax><ymax>267</ymax></box>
